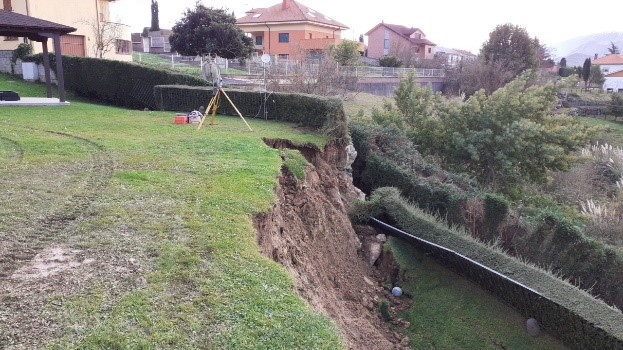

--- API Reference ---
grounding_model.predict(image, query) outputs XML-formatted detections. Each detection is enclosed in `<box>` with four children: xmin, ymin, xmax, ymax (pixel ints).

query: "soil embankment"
<box><xmin>255</xmin><ymin>140</ymin><xmax>411</xmax><ymax>350</ymax></box>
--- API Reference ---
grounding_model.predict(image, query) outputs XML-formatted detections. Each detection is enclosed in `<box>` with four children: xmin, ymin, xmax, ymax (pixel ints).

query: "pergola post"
<box><xmin>52</xmin><ymin>34</ymin><xmax>66</xmax><ymax>102</ymax></box>
<box><xmin>41</xmin><ymin>39</ymin><xmax>52</xmax><ymax>98</ymax></box>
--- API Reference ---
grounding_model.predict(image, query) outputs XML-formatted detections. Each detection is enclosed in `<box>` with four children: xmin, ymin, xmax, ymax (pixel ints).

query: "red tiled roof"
<box><xmin>365</xmin><ymin>22</ymin><xmax>436</xmax><ymax>46</ymax></box>
<box><xmin>606</xmin><ymin>70</ymin><xmax>623</xmax><ymax>78</ymax></box>
<box><xmin>0</xmin><ymin>9</ymin><xmax>75</xmax><ymax>33</ymax></box>
<box><xmin>237</xmin><ymin>0</ymin><xmax>347</xmax><ymax>29</ymax></box>
<box><xmin>593</xmin><ymin>54</ymin><xmax>623</xmax><ymax>65</ymax></box>
<box><xmin>384</xmin><ymin>23</ymin><xmax>425</xmax><ymax>38</ymax></box>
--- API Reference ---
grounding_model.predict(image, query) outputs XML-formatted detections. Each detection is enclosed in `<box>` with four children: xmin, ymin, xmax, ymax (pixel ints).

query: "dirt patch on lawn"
<box><xmin>255</xmin><ymin>140</ymin><xmax>412</xmax><ymax>350</ymax></box>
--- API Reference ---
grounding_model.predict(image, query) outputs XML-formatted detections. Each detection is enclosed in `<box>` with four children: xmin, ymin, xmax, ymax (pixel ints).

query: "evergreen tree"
<box><xmin>608</xmin><ymin>41</ymin><xmax>620</xmax><ymax>55</ymax></box>
<box><xmin>150</xmin><ymin>0</ymin><xmax>160</xmax><ymax>31</ymax></box>
<box><xmin>169</xmin><ymin>5</ymin><xmax>254</xmax><ymax>59</ymax></box>
<box><xmin>582</xmin><ymin>58</ymin><xmax>591</xmax><ymax>88</ymax></box>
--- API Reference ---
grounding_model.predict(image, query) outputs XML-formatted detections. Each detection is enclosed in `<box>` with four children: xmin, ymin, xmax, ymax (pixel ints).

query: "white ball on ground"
<box><xmin>392</xmin><ymin>286</ymin><xmax>403</xmax><ymax>297</ymax></box>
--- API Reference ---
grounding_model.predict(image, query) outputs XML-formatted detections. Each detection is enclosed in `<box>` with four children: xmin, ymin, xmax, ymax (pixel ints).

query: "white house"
<box><xmin>604</xmin><ymin>70</ymin><xmax>623</xmax><ymax>93</ymax></box>
<box><xmin>593</xmin><ymin>54</ymin><xmax>623</xmax><ymax>92</ymax></box>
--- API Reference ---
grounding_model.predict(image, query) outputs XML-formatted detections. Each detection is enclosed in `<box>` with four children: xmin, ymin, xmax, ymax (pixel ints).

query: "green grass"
<box><xmin>0</xmin><ymin>73</ymin><xmax>337</xmax><ymax>349</ymax></box>
<box><xmin>387</xmin><ymin>238</ymin><xmax>568</xmax><ymax>350</ymax></box>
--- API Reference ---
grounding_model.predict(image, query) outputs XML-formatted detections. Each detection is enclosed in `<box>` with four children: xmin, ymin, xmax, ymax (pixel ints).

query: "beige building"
<box><xmin>0</xmin><ymin>0</ymin><xmax>131</xmax><ymax>61</ymax></box>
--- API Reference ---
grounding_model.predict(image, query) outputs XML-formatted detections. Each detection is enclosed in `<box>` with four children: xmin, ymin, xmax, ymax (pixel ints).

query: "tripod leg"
<box><xmin>197</xmin><ymin>91</ymin><xmax>218</xmax><ymax>130</ymax></box>
<box><xmin>220</xmin><ymin>89</ymin><xmax>253</xmax><ymax>131</ymax></box>
<box><xmin>210</xmin><ymin>91</ymin><xmax>221</xmax><ymax>125</ymax></box>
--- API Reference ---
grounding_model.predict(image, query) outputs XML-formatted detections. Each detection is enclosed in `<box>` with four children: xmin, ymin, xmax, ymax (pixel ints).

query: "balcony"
<box><xmin>295</xmin><ymin>37</ymin><xmax>340</xmax><ymax>51</ymax></box>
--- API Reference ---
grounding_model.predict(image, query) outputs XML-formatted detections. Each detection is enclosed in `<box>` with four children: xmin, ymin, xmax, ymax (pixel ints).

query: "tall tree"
<box><xmin>150</xmin><ymin>0</ymin><xmax>160</xmax><ymax>31</ymax></box>
<box><xmin>458</xmin><ymin>23</ymin><xmax>541</xmax><ymax>96</ymax></box>
<box><xmin>559</xmin><ymin>57</ymin><xmax>567</xmax><ymax>68</ymax></box>
<box><xmin>582</xmin><ymin>58</ymin><xmax>591</xmax><ymax>88</ymax></box>
<box><xmin>169</xmin><ymin>5</ymin><xmax>254</xmax><ymax>59</ymax></box>
<box><xmin>608</xmin><ymin>41</ymin><xmax>620</xmax><ymax>55</ymax></box>
<box><xmin>480</xmin><ymin>23</ymin><xmax>540</xmax><ymax>77</ymax></box>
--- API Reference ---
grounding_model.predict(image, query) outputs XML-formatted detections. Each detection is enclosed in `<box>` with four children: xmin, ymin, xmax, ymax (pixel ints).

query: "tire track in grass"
<box><xmin>0</xmin><ymin>129</ymin><xmax>114</xmax><ymax>278</ymax></box>
<box><xmin>0</xmin><ymin>135</ymin><xmax>24</xmax><ymax>167</ymax></box>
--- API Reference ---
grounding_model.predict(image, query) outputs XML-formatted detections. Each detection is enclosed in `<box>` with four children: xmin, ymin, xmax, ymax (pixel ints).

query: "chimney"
<box><xmin>282</xmin><ymin>0</ymin><xmax>292</xmax><ymax>10</ymax></box>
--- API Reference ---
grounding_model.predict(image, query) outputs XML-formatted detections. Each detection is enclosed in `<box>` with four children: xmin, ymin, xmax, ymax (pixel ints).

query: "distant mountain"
<box><xmin>549</xmin><ymin>32</ymin><xmax>623</xmax><ymax>67</ymax></box>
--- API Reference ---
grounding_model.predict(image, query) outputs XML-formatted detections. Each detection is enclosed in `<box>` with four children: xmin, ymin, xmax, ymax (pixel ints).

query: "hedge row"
<box><xmin>24</xmin><ymin>54</ymin><xmax>207</xmax><ymax>109</ymax></box>
<box><xmin>349</xmin><ymin>122</ymin><xmax>485</xmax><ymax>227</ymax></box>
<box><xmin>518</xmin><ymin>213</ymin><xmax>623</xmax><ymax>308</ymax></box>
<box><xmin>358</xmin><ymin>187</ymin><xmax>623</xmax><ymax>350</ymax></box>
<box><xmin>153</xmin><ymin>85</ymin><xmax>347</xmax><ymax>132</ymax></box>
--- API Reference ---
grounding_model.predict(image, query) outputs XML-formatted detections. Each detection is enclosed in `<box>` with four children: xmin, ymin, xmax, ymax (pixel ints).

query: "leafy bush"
<box><xmin>378</xmin><ymin>299</ymin><xmax>391</xmax><ymax>321</ymax></box>
<box><xmin>379</xmin><ymin>56</ymin><xmax>402</xmax><ymax>68</ymax></box>
<box><xmin>483</xmin><ymin>193</ymin><xmax>509</xmax><ymax>240</ymax></box>
<box><xmin>11</xmin><ymin>43</ymin><xmax>32</xmax><ymax>64</ymax></box>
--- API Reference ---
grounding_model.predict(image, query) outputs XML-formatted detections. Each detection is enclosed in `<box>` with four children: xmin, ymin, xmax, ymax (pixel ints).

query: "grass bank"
<box><xmin>0</xmin><ymin>73</ymin><xmax>338</xmax><ymax>349</ymax></box>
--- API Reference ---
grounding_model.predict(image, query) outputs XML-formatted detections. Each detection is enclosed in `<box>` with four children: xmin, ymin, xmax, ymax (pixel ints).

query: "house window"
<box><xmin>278</xmin><ymin>54</ymin><xmax>289</xmax><ymax>60</ymax></box>
<box><xmin>308</xmin><ymin>33</ymin><xmax>312</xmax><ymax>39</ymax></box>
<box><xmin>115</xmin><ymin>39</ymin><xmax>131</xmax><ymax>54</ymax></box>
<box><xmin>278</xmin><ymin>33</ymin><xmax>289</xmax><ymax>43</ymax></box>
<box><xmin>3</xmin><ymin>0</ymin><xmax>12</xmax><ymax>11</ymax></box>
<box><xmin>255</xmin><ymin>35</ymin><xmax>263</xmax><ymax>45</ymax></box>
<box><xmin>428</xmin><ymin>48</ymin><xmax>432</xmax><ymax>53</ymax></box>
<box><xmin>384</xmin><ymin>39</ymin><xmax>390</xmax><ymax>50</ymax></box>
<box><xmin>151</xmin><ymin>36</ymin><xmax>165</xmax><ymax>48</ymax></box>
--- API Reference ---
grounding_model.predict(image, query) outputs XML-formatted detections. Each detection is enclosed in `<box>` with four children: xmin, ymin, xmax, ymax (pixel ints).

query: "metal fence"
<box><xmin>134</xmin><ymin>53</ymin><xmax>444</xmax><ymax>78</ymax></box>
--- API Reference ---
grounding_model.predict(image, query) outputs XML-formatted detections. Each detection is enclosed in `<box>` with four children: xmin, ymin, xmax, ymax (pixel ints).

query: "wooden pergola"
<box><xmin>0</xmin><ymin>9</ymin><xmax>76</xmax><ymax>102</ymax></box>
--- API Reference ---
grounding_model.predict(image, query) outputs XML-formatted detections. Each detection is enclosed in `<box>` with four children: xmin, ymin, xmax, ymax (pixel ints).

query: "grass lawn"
<box><xmin>0</xmin><ymin>74</ymin><xmax>338</xmax><ymax>349</ymax></box>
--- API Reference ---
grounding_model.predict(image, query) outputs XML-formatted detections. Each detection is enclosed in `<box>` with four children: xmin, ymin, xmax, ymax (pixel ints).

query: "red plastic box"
<box><xmin>175</xmin><ymin>114</ymin><xmax>188</xmax><ymax>124</ymax></box>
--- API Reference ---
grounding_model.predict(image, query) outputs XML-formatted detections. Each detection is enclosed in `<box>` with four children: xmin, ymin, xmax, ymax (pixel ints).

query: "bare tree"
<box><xmin>82</xmin><ymin>17</ymin><xmax>126</xmax><ymax>58</ymax></box>
<box><xmin>389</xmin><ymin>40</ymin><xmax>419</xmax><ymax>67</ymax></box>
<box><xmin>264</xmin><ymin>48</ymin><xmax>358</xmax><ymax>97</ymax></box>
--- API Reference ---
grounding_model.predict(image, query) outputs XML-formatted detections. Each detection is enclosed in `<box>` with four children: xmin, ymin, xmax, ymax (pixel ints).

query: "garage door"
<box><xmin>60</xmin><ymin>35</ymin><xmax>85</xmax><ymax>57</ymax></box>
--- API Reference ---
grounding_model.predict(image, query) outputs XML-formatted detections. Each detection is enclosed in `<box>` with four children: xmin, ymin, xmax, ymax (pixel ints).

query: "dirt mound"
<box><xmin>255</xmin><ymin>141</ymin><xmax>411</xmax><ymax>349</ymax></box>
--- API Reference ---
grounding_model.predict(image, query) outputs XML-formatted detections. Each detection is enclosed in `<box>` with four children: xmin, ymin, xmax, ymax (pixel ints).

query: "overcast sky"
<box><xmin>111</xmin><ymin>0</ymin><xmax>623</xmax><ymax>56</ymax></box>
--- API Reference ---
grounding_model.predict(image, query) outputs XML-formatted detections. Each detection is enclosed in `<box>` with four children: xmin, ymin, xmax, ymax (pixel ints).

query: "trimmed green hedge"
<box><xmin>357</xmin><ymin>187</ymin><xmax>623</xmax><ymax>350</ymax></box>
<box><xmin>24</xmin><ymin>54</ymin><xmax>207</xmax><ymax>109</ymax></box>
<box><xmin>519</xmin><ymin>213</ymin><xmax>623</xmax><ymax>308</ymax></box>
<box><xmin>153</xmin><ymin>85</ymin><xmax>347</xmax><ymax>132</ymax></box>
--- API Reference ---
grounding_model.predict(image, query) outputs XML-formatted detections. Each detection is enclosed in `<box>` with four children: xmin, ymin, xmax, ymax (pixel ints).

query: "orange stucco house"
<box><xmin>366</xmin><ymin>22</ymin><xmax>436</xmax><ymax>61</ymax></box>
<box><xmin>236</xmin><ymin>0</ymin><xmax>348</xmax><ymax>60</ymax></box>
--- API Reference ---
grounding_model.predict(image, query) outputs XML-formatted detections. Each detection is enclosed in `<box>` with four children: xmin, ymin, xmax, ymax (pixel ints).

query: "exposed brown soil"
<box><xmin>255</xmin><ymin>140</ymin><xmax>412</xmax><ymax>350</ymax></box>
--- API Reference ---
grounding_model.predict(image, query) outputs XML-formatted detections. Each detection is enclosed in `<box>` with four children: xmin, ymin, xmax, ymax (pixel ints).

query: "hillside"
<box><xmin>550</xmin><ymin>32</ymin><xmax>623</xmax><ymax>66</ymax></box>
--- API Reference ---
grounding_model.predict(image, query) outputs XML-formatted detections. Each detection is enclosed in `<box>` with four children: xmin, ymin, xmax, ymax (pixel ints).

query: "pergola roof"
<box><xmin>0</xmin><ymin>9</ymin><xmax>75</xmax><ymax>103</ymax></box>
<box><xmin>0</xmin><ymin>9</ymin><xmax>76</xmax><ymax>41</ymax></box>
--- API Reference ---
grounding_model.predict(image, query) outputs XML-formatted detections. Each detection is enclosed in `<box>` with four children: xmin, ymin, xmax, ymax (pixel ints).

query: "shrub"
<box><xmin>378</xmin><ymin>299</ymin><xmax>391</xmax><ymax>321</ymax></box>
<box><xmin>483</xmin><ymin>193</ymin><xmax>509</xmax><ymax>240</ymax></box>
<box><xmin>12</xmin><ymin>43</ymin><xmax>32</xmax><ymax>64</ymax></box>
<box><xmin>379</xmin><ymin>56</ymin><xmax>402</xmax><ymax>68</ymax></box>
